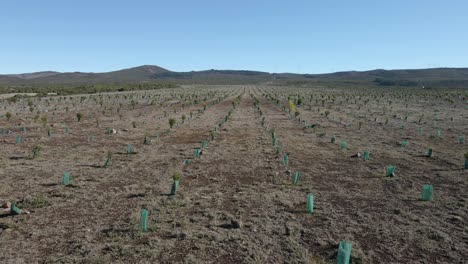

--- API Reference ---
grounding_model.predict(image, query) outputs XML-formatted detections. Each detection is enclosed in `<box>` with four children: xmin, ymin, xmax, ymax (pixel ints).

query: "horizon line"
<box><xmin>2</xmin><ymin>65</ymin><xmax>468</xmax><ymax>76</ymax></box>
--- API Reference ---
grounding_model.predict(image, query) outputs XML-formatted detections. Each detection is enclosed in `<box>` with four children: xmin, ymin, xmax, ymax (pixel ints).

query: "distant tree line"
<box><xmin>0</xmin><ymin>82</ymin><xmax>178</xmax><ymax>96</ymax></box>
<box><xmin>374</xmin><ymin>78</ymin><xmax>418</xmax><ymax>87</ymax></box>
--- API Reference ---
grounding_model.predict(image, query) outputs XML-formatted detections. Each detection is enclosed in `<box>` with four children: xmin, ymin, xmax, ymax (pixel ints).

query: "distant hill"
<box><xmin>1</xmin><ymin>65</ymin><xmax>468</xmax><ymax>88</ymax></box>
<box><xmin>6</xmin><ymin>71</ymin><xmax>60</xmax><ymax>80</ymax></box>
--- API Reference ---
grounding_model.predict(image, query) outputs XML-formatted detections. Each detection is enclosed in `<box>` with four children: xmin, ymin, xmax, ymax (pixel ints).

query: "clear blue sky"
<box><xmin>1</xmin><ymin>1</ymin><xmax>467</xmax><ymax>74</ymax></box>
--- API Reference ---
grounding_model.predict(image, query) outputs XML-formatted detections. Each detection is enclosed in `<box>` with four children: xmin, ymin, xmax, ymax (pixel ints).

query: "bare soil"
<box><xmin>0</xmin><ymin>86</ymin><xmax>467</xmax><ymax>263</ymax></box>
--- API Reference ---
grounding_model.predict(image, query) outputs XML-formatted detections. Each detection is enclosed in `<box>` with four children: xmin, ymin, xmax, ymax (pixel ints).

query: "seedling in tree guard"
<box><xmin>341</xmin><ymin>141</ymin><xmax>347</xmax><ymax>151</ymax></box>
<box><xmin>421</xmin><ymin>185</ymin><xmax>433</xmax><ymax>201</ymax></box>
<box><xmin>386</xmin><ymin>165</ymin><xmax>396</xmax><ymax>177</ymax></box>
<box><xmin>362</xmin><ymin>150</ymin><xmax>369</xmax><ymax>161</ymax></box>
<box><xmin>76</xmin><ymin>113</ymin><xmax>83</xmax><ymax>122</ymax></box>
<box><xmin>194</xmin><ymin>148</ymin><xmax>201</xmax><ymax>158</ymax></box>
<box><xmin>171</xmin><ymin>172</ymin><xmax>181</xmax><ymax>195</ymax></box>
<box><xmin>401</xmin><ymin>141</ymin><xmax>408</xmax><ymax>148</ymax></box>
<box><xmin>127</xmin><ymin>144</ymin><xmax>134</xmax><ymax>156</ymax></box>
<box><xmin>458</xmin><ymin>135</ymin><xmax>465</xmax><ymax>144</ymax></box>
<box><xmin>292</xmin><ymin>172</ymin><xmax>301</xmax><ymax>185</ymax></box>
<box><xmin>10</xmin><ymin>203</ymin><xmax>21</xmax><ymax>215</ymax></box>
<box><xmin>62</xmin><ymin>172</ymin><xmax>70</xmax><ymax>186</ymax></box>
<box><xmin>427</xmin><ymin>148</ymin><xmax>433</xmax><ymax>158</ymax></box>
<box><xmin>104</xmin><ymin>151</ymin><xmax>113</xmax><ymax>167</ymax></box>
<box><xmin>272</xmin><ymin>137</ymin><xmax>278</xmax><ymax>146</ymax></box>
<box><xmin>276</xmin><ymin>145</ymin><xmax>281</xmax><ymax>155</ymax></box>
<box><xmin>336</xmin><ymin>241</ymin><xmax>352</xmax><ymax>264</ymax></box>
<box><xmin>306</xmin><ymin>194</ymin><xmax>314</xmax><ymax>213</ymax></box>
<box><xmin>139</xmin><ymin>209</ymin><xmax>149</xmax><ymax>232</ymax></box>
<box><xmin>282</xmin><ymin>153</ymin><xmax>289</xmax><ymax>167</ymax></box>
<box><xmin>331</xmin><ymin>135</ymin><xmax>336</xmax><ymax>143</ymax></box>
<box><xmin>15</xmin><ymin>135</ymin><xmax>22</xmax><ymax>144</ymax></box>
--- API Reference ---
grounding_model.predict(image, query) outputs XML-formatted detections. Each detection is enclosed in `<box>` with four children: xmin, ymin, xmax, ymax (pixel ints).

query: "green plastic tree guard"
<box><xmin>336</xmin><ymin>241</ymin><xmax>352</xmax><ymax>264</ymax></box>
<box><xmin>272</xmin><ymin>137</ymin><xmax>277</xmax><ymax>146</ymax></box>
<box><xmin>127</xmin><ymin>144</ymin><xmax>133</xmax><ymax>155</ymax></box>
<box><xmin>139</xmin><ymin>209</ymin><xmax>148</xmax><ymax>232</ymax></box>
<box><xmin>11</xmin><ymin>203</ymin><xmax>21</xmax><ymax>215</ymax></box>
<box><xmin>292</xmin><ymin>172</ymin><xmax>301</xmax><ymax>185</ymax></box>
<box><xmin>362</xmin><ymin>151</ymin><xmax>369</xmax><ymax>161</ymax></box>
<box><xmin>210</xmin><ymin>131</ymin><xmax>215</xmax><ymax>141</ymax></box>
<box><xmin>65</xmin><ymin>127</ymin><xmax>70</xmax><ymax>134</ymax></box>
<box><xmin>183</xmin><ymin>159</ymin><xmax>191</xmax><ymax>165</ymax></box>
<box><xmin>89</xmin><ymin>133</ymin><xmax>94</xmax><ymax>142</ymax></box>
<box><xmin>306</xmin><ymin>194</ymin><xmax>314</xmax><ymax>213</ymax></box>
<box><xmin>464</xmin><ymin>159</ymin><xmax>468</xmax><ymax>170</ymax></box>
<box><xmin>437</xmin><ymin>130</ymin><xmax>441</xmax><ymax>138</ymax></box>
<box><xmin>421</xmin><ymin>184</ymin><xmax>433</xmax><ymax>201</ymax></box>
<box><xmin>341</xmin><ymin>141</ymin><xmax>347</xmax><ymax>151</ymax></box>
<box><xmin>458</xmin><ymin>135</ymin><xmax>465</xmax><ymax>144</ymax></box>
<box><xmin>427</xmin><ymin>148</ymin><xmax>433</xmax><ymax>157</ymax></box>
<box><xmin>282</xmin><ymin>153</ymin><xmax>289</xmax><ymax>166</ymax></box>
<box><xmin>16</xmin><ymin>135</ymin><xmax>22</xmax><ymax>144</ymax></box>
<box><xmin>331</xmin><ymin>135</ymin><xmax>336</xmax><ymax>143</ymax></box>
<box><xmin>21</xmin><ymin>127</ymin><xmax>26</xmax><ymax>133</ymax></box>
<box><xmin>418</xmin><ymin>127</ymin><xmax>423</xmax><ymax>135</ymax></box>
<box><xmin>104</xmin><ymin>157</ymin><xmax>112</xmax><ymax>167</ymax></box>
<box><xmin>401</xmin><ymin>141</ymin><xmax>408</xmax><ymax>147</ymax></box>
<box><xmin>194</xmin><ymin>148</ymin><xmax>201</xmax><ymax>158</ymax></box>
<box><xmin>62</xmin><ymin>172</ymin><xmax>70</xmax><ymax>186</ymax></box>
<box><xmin>48</xmin><ymin>129</ymin><xmax>52</xmax><ymax>137</ymax></box>
<box><xmin>276</xmin><ymin>146</ymin><xmax>281</xmax><ymax>155</ymax></box>
<box><xmin>170</xmin><ymin>180</ymin><xmax>179</xmax><ymax>195</ymax></box>
<box><xmin>386</xmin><ymin>165</ymin><xmax>396</xmax><ymax>177</ymax></box>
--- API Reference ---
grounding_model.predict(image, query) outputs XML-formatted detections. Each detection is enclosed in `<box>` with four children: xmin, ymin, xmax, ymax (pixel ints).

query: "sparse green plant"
<box><xmin>76</xmin><ymin>112</ymin><xmax>83</xmax><ymax>122</ymax></box>
<box><xmin>169</xmin><ymin>118</ymin><xmax>175</xmax><ymax>129</ymax></box>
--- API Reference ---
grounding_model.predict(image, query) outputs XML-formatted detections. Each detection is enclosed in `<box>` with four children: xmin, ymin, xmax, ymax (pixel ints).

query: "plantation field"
<box><xmin>0</xmin><ymin>85</ymin><xmax>467</xmax><ymax>263</ymax></box>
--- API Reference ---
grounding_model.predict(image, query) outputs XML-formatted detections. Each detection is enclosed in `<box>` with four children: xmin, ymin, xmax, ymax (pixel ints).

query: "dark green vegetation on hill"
<box><xmin>1</xmin><ymin>65</ymin><xmax>467</xmax><ymax>95</ymax></box>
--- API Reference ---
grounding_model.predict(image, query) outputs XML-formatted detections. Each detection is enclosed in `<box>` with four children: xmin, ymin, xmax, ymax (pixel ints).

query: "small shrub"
<box><xmin>32</xmin><ymin>145</ymin><xmax>42</xmax><ymax>159</ymax></box>
<box><xmin>169</xmin><ymin>118</ymin><xmax>175</xmax><ymax>129</ymax></box>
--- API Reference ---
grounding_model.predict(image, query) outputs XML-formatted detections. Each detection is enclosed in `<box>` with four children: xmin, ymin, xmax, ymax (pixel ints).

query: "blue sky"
<box><xmin>1</xmin><ymin>1</ymin><xmax>467</xmax><ymax>74</ymax></box>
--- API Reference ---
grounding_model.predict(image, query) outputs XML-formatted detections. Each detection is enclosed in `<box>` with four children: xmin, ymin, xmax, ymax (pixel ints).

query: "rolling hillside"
<box><xmin>1</xmin><ymin>65</ymin><xmax>468</xmax><ymax>88</ymax></box>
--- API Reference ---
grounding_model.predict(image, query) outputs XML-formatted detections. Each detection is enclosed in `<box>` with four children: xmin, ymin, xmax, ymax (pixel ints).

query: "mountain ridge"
<box><xmin>2</xmin><ymin>65</ymin><xmax>468</xmax><ymax>88</ymax></box>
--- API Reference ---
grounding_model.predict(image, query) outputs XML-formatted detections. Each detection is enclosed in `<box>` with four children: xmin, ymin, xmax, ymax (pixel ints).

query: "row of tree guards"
<box><xmin>136</xmin><ymin>99</ymin><xmax>240</xmax><ymax>235</ymax></box>
<box><xmin>256</xmin><ymin>96</ymin><xmax>353</xmax><ymax>263</ymax></box>
<box><xmin>261</xmin><ymin>93</ymin><xmax>458</xmax><ymax>263</ymax></box>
